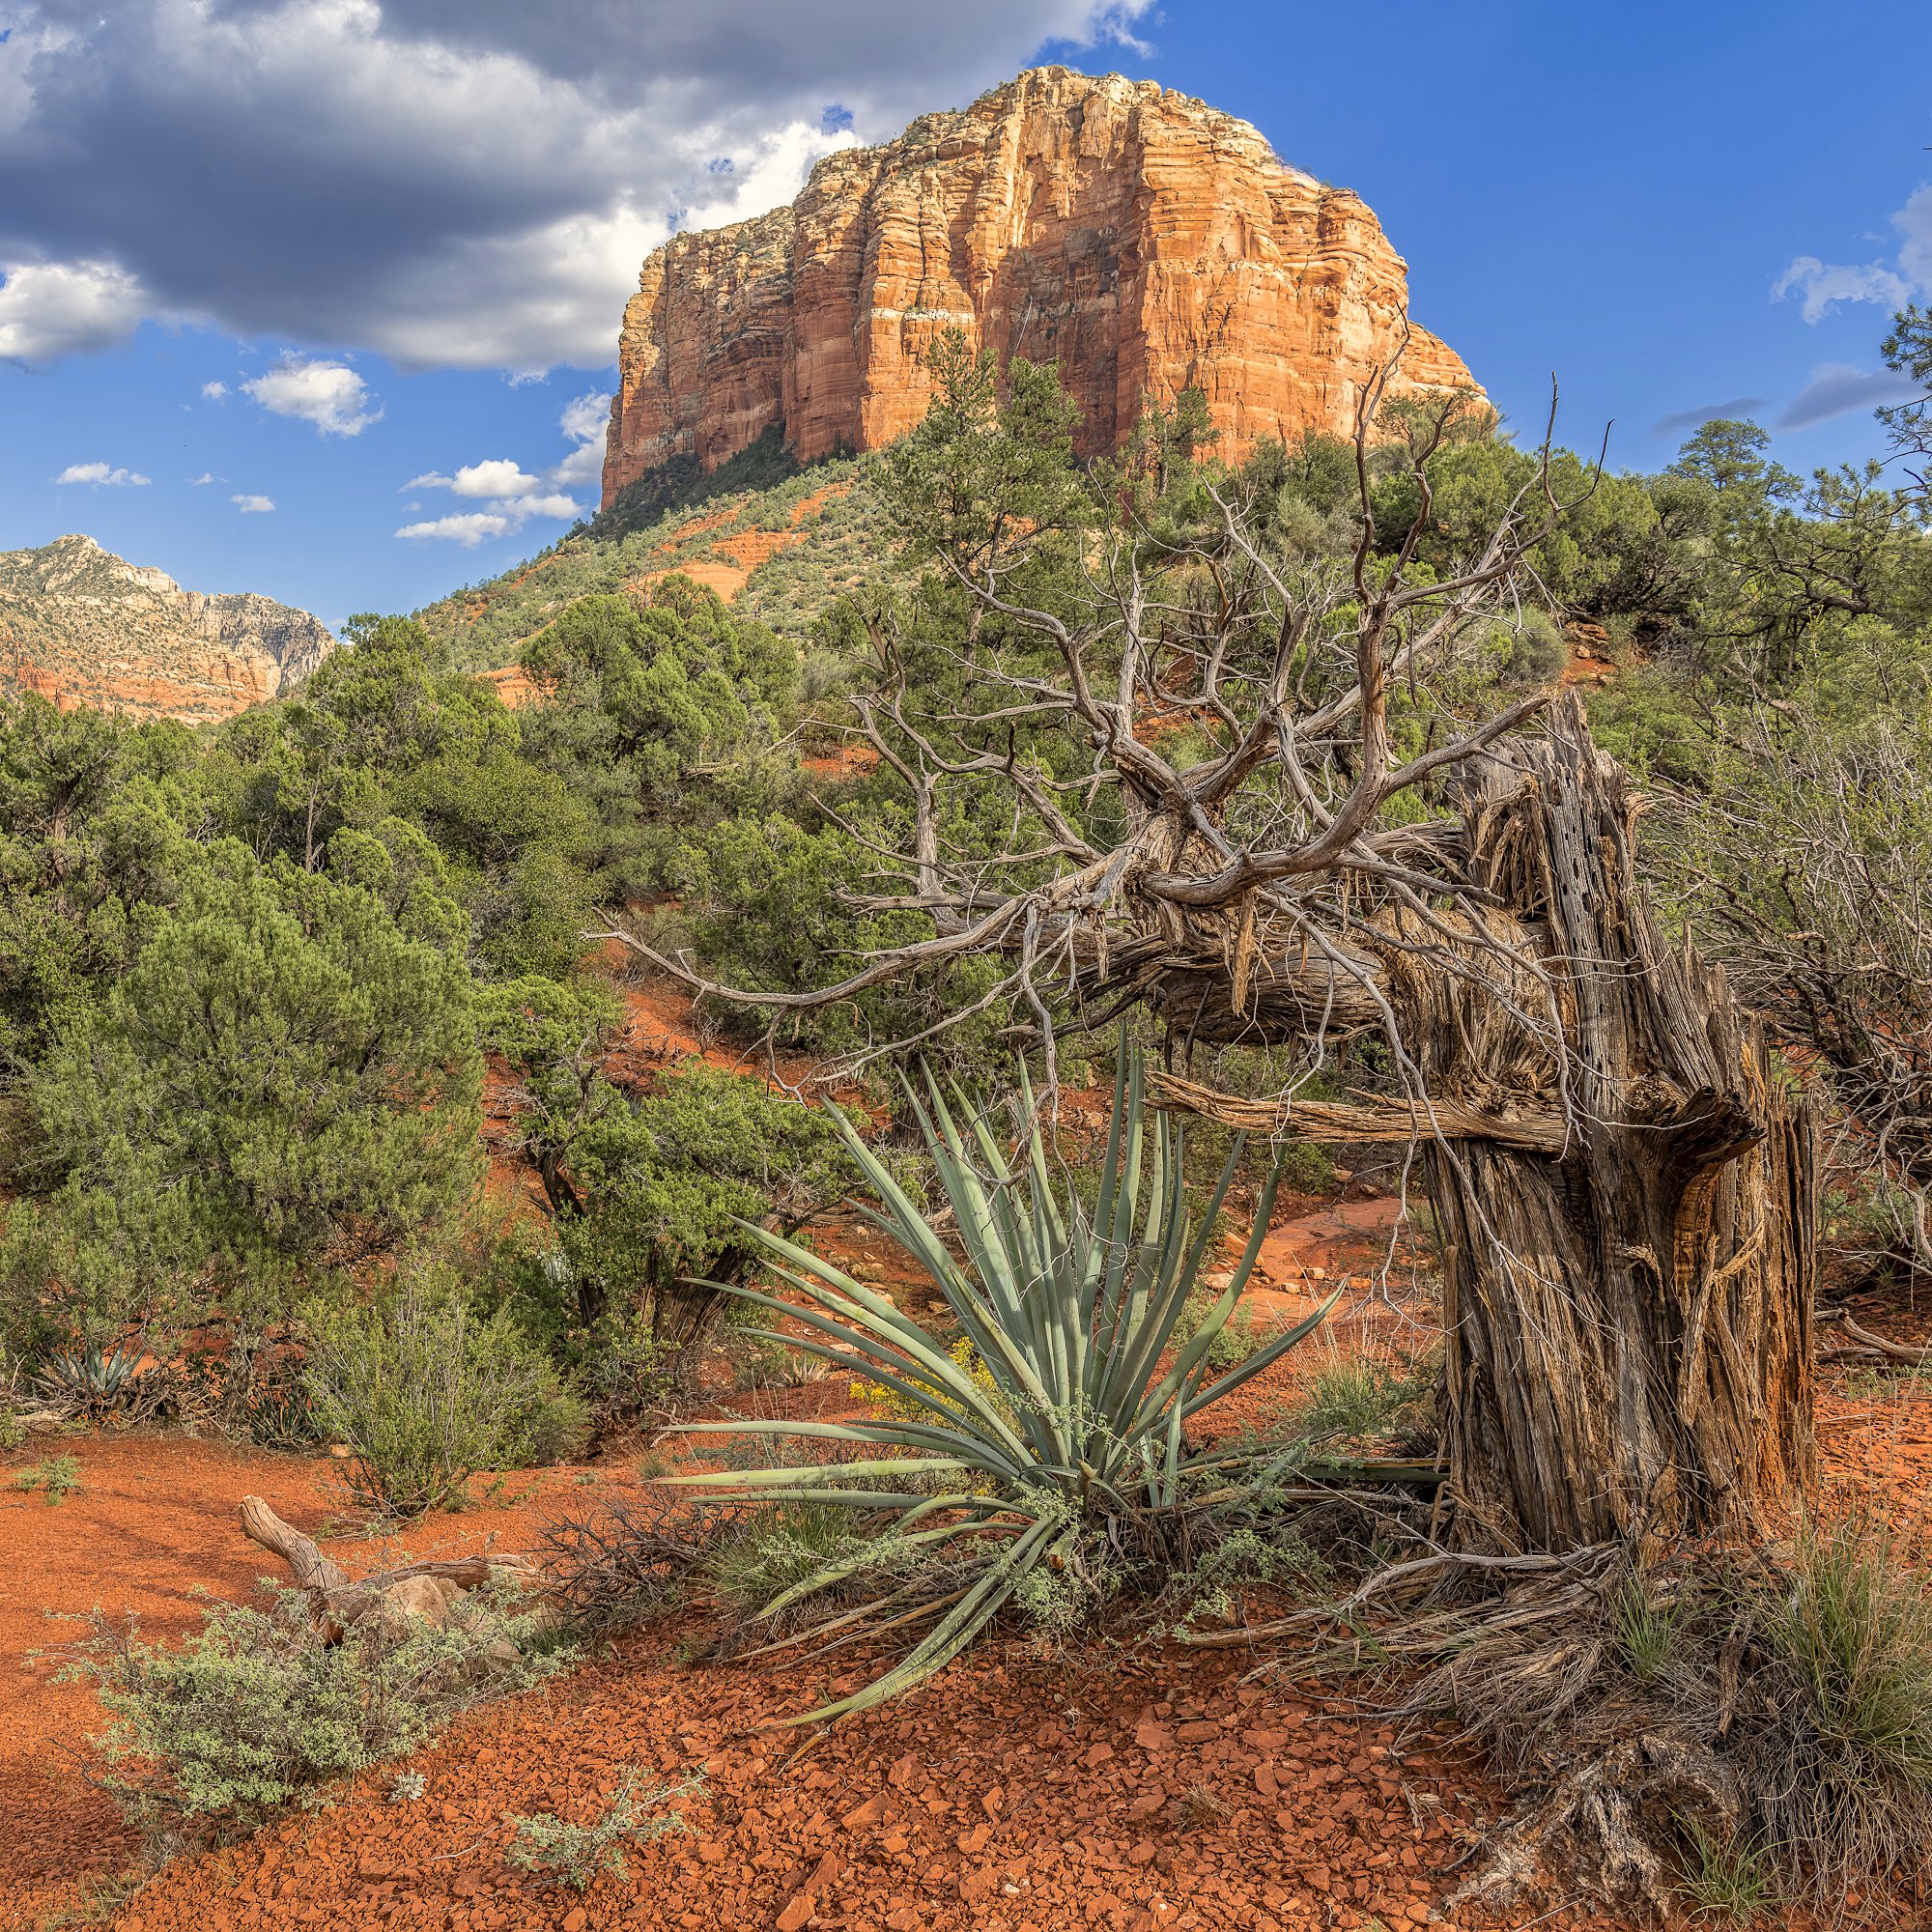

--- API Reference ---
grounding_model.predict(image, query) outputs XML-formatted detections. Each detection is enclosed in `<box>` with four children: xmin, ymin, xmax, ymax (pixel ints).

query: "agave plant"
<box><xmin>669</xmin><ymin>1052</ymin><xmax>1333</xmax><ymax>1721</ymax></box>
<box><xmin>37</xmin><ymin>1340</ymin><xmax>151</xmax><ymax>1419</ymax></box>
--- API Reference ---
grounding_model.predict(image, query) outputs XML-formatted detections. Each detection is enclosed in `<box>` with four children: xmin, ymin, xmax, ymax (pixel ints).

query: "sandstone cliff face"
<box><xmin>606</xmin><ymin>67</ymin><xmax>1479</xmax><ymax>506</ymax></box>
<box><xmin>0</xmin><ymin>535</ymin><xmax>335</xmax><ymax>724</ymax></box>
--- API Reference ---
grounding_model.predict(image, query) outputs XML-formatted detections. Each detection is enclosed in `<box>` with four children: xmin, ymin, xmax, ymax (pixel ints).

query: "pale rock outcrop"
<box><xmin>0</xmin><ymin>533</ymin><xmax>334</xmax><ymax>724</ymax></box>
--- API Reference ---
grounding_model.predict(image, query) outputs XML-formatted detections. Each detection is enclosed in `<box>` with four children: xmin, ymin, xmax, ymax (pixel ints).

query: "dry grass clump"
<box><xmin>1291</xmin><ymin>1343</ymin><xmax>1439</xmax><ymax>1454</ymax></box>
<box><xmin>1401</xmin><ymin>1516</ymin><xmax>1932</xmax><ymax>1920</ymax></box>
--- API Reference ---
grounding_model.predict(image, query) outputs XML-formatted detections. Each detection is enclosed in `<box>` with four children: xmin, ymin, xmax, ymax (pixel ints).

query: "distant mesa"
<box><xmin>0</xmin><ymin>533</ymin><xmax>334</xmax><ymax>724</ymax></box>
<box><xmin>604</xmin><ymin>66</ymin><xmax>1480</xmax><ymax>510</ymax></box>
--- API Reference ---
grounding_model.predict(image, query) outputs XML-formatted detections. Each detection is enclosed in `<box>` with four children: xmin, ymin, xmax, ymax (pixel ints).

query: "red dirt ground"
<box><xmin>0</xmin><ymin>1436</ymin><xmax>594</xmax><ymax>1929</ymax></box>
<box><xmin>0</xmin><ymin>1412</ymin><xmax>1609</xmax><ymax>1932</ymax></box>
<box><xmin>5</xmin><ymin>1249</ymin><xmax>1928</xmax><ymax>1930</ymax></box>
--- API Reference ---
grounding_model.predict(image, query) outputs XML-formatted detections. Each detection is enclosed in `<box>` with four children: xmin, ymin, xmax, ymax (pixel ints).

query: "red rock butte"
<box><xmin>603</xmin><ymin>67</ymin><xmax>1481</xmax><ymax>509</ymax></box>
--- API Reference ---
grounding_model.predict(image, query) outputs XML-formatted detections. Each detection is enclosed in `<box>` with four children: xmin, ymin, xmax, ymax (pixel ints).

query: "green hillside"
<box><xmin>414</xmin><ymin>435</ymin><xmax>887</xmax><ymax>671</ymax></box>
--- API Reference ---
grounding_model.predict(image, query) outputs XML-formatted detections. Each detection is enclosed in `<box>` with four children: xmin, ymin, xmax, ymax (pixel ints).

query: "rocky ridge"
<box><xmin>0</xmin><ymin>534</ymin><xmax>333</xmax><ymax>724</ymax></box>
<box><xmin>605</xmin><ymin>66</ymin><xmax>1480</xmax><ymax>506</ymax></box>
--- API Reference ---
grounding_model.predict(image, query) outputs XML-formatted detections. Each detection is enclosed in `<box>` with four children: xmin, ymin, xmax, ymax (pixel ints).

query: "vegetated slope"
<box><xmin>603</xmin><ymin>64</ymin><xmax>1480</xmax><ymax>502</ymax></box>
<box><xmin>415</xmin><ymin>433</ymin><xmax>882</xmax><ymax>673</ymax></box>
<box><xmin>0</xmin><ymin>533</ymin><xmax>334</xmax><ymax>724</ymax></box>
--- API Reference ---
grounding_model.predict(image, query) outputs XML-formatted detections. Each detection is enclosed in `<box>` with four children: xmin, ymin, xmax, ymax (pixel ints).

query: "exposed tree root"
<box><xmin>1442</xmin><ymin>1730</ymin><xmax>1738</xmax><ymax>1919</ymax></box>
<box><xmin>1254</xmin><ymin>1526</ymin><xmax>1932</xmax><ymax>1923</ymax></box>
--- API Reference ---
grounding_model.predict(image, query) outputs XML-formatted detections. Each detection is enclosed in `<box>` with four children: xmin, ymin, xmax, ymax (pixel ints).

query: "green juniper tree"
<box><xmin>5</xmin><ymin>846</ymin><xmax>482</xmax><ymax>1350</ymax></box>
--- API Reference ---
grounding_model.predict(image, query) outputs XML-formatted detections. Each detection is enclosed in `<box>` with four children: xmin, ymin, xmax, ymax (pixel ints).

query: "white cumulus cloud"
<box><xmin>552</xmin><ymin>390</ymin><xmax>611</xmax><ymax>485</ymax></box>
<box><xmin>451</xmin><ymin>459</ymin><xmax>548</xmax><ymax>499</ymax></box>
<box><xmin>1772</xmin><ymin>255</ymin><xmax>1913</xmax><ymax>325</ymax></box>
<box><xmin>396</xmin><ymin>510</ymin><xmax>515</xmax><ymax>547</ymax></box>
<box><xmin>1895</xmin><ymin>185</ymin><xmax>1932</xmax><ymax>291</ymax></box>
<box><xmin>399</xmin><ymin>398</ymin><xmax>611</xmax><ymax>543</ymax></box>
<box><xmin>201</xmin><ymin>380</ymin><xmax>228</xmax><ymax>401</ymax></box>
<box><xmin>242</xmin><ymin>355</ymin><xmax>382</xmax><ymax>436</ymax></box>
<box><xmin>231</xmin><ymin>493</ymin><xmax>275</xmax><ymax>513</ymax></box>
<box><xmin>0</xmin><ymin>257</ymin><xmax>154</xmax><ymax>362</ymax></box>
<box><xmin>56</xmin><ymin>460</ymin><xmax>151</xmax><ymax>486</ymax></box>
<box><xmin>559</xmin><ymin>391</ymin><xmax>611</xmax><ymax>444</ymax></box>
<box><xmin>396</xmin><ymin>466</ymin><xmax>582</xmax><ymax>541</ymax></box>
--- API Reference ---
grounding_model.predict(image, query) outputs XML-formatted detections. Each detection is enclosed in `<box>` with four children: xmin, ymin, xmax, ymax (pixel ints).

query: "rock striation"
<box><xmin>0</xmin><ymin>534</ymin><xmax>334</xmax><ymax>724</ymax></box>
<box><xmin>605</xmin><ymin>67</ymin><xmax>1479</xmax><ymax>507</ymax></box>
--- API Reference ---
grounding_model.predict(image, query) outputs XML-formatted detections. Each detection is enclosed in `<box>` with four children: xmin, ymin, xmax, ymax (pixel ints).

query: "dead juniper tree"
<box><xmin>601</xmin><ymin>336</ymin><xmax>1816</xmax><ymax>1555</ymax></box>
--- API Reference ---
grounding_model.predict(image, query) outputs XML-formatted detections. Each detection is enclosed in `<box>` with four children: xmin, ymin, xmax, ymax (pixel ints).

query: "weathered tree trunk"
<box><xmin>1151</xmin><ymin>697</ymin><xmax>1815</xmax><ymax>1549</ymax></box>
<box><xmin>1411</xmin><ymin>699</ymin><xmax>1815</xmax><ymax>1548</ymax></box>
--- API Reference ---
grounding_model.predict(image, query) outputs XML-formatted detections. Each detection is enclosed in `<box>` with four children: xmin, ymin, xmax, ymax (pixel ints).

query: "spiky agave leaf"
<box><xmin>38</xmin><ymin>1339</ymin><xmax>149</xmax><ymax>1410</ymax></box>
<box><xmin>666</xmin><ymin>1047</ymin><xmax>1334</xmax><ymax>1719</ymax></box>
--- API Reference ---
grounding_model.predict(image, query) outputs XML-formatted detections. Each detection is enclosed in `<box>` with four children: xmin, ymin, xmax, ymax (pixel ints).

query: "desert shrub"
<box><xmin>65</xmin><ymin>1585</ymin><xmax>565</xmax><ymax>1826</ymax></box>
<box><xmin>533</xmin><ymin>1491</ymin><xmax>742</xmax><ymax>1636</ymax></box>
<box><xmin>1172</xmin><ymin>1293</ymin><xmax>1273</xmax><ymax>1371</ymax></box>
<box><xmin>14</xmin><ymin>1452</ymin><xmax>80</xmax><ymax>1503</ymax></box>
<box><xmin>1754</xmin><ymin>1516</ymin><xmax>1932</xmax><ymax>1861</ymax></box>
<box><xmin>570</xmin><ymin>1307</ymin><xmax>684</xmax><ymax>1421</ymax></box>
<box><xmin>728</xmin><ymin>1324</ymin><xmax>831</xmax><ymax>1393</ymax></box>
<box><xmin>504</xmin><ymin>1765</ymin><xmax>696</xmax><ymax>1891</ymax></box>
<box><xmin>702</xmin><ymin>1501</ymin><xmax>925</xmax><ymax>1628</ymax></box>
<box><xmin>0</xmin><ymin>1351</ymin><xmax>25</xmax><ymax>1449</ymax></box>
<box><xmin>1611</xmin><ymin>1566</ymin><xmax>1683</xmax><ymax>1690</ymax></box>
<box><xmin>5</xmin><ymin>848</ymin><xmax>482</xmax><ymax>1357</ymax></box>
<box><xmin>34</xmin><ymin>1339</ymin><xmax>154</xmax><ymax>1423</ymax></box>
<box><xmin>238</xmin><ymin>1349</ymin><xmax>326</xmax><ymax>1451</ymax></box>
<box><xmin>669</xmin><ymin>1052</ymin><xmax>1333</xmax><ymax>1719</ymax></box>
<box><xmin>1678</xmin><ymin>1822</ymin><xmax>1775</xmax><ymax>1923</ymax></box>
<box><xmin>475</xmin><ymin>1009</ymin><xmax>856</xmax><ymax>1409</ymax></box>
<box><xmin>1657</xmin><ymin>710</ymin><xmax>1932</xmax><ymax>1282</ymax></box>
<box><xmin>1170</xmin><ymin>1521</ymin><xmax>1331</xmax><ymax>1635</ymax></box>
<box><xmin>303</xmin><ymin>1270</ymin><xmax>586</xmax><ymax>1516</ymax></box>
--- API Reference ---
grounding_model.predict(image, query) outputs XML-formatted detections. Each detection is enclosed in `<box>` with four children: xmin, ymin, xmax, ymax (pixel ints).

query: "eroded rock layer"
<box><xmin>605</xmin><ymin>67</ymin><xmax>1479</xmax><ymax>505</ymax></box>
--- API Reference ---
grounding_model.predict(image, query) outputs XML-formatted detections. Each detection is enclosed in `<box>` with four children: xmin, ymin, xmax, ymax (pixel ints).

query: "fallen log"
<box><xmin>1813</xmin><ymin>1307</ymin><xmax>1932</xmax><ymax>1366</ymax></box>
<box><xmin>240</xmin><ymin>1495</ymin><xmax>540</xmax><ymax>1641</ymax></box>
<box><xmin>240</xmin><ymin>1494</ymin><xmax>349</xmax><ymax>1594</ymax></box>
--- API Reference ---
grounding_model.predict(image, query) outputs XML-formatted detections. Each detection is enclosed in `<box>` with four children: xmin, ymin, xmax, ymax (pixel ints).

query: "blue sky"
<box><xmin>2</xmin><ymin>0</ymin><xmax>1925</xmax><ymax>631</ymax></box>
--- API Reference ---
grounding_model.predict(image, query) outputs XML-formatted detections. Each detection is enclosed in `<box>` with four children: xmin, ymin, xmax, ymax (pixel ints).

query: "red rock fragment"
<box><xmin>776</xmin><ymin>1847</ymin><xmax>839</xmax><ymax>1931</ymax></box>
